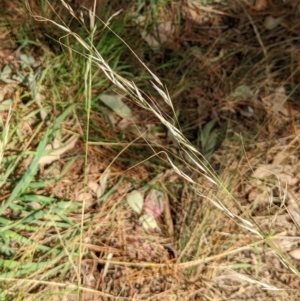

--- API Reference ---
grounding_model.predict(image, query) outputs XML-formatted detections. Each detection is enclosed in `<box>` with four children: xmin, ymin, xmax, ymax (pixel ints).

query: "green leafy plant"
<box><xmin>199</xmin><ymin>118</ymin><xmax>227</xmax><ymax>161</ymax></box>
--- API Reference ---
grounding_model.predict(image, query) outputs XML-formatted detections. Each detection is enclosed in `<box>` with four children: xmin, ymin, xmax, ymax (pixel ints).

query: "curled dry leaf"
<box><xmin>253</xmin><ymin>164</ymin><xmax>283</xmax><ymax>179</ymax></box>
<box><xmin>76</xmin><ymin>191</ymin><xmax>94</xmax><ymax>203</ymax></box>
<box><xmin>262</xmin><ymin>86</ymin><xmax>289</xmax><ymax>116</ymax></box>
<box><xmin>248</xmin><ymin>189</ymin><xmax>270</xmax><ymax>205</ymax></box>
<box><xmin>289</xmin><ymin>249</ymin><xmax>300</xmax><ymax>260</ymax></box>
<box><xmin>141</xmin><ymin>30</ymin><xmax>160</xmax><ymax>50</ymax></box>
<box><xmin>272</xmin><ymin>236</ymin><xmax>299</xmax><ymax>253</ymax></box>
<box><xmin>107</xmin><ymin>112</ymin><xmax>118</xmax><ymax>125</ymax></box>
<box><xmin>38</xmin><ymin>136</ymin><xmax>78</xmax><ymax>167</ymax></box>
<box><xmin>87</xmin><ymin>180</ymin><xmax>99</xmax><ymax>194</ymax></box>
<box><xmin>0</xmin><ymin>84</ymin><xmax>14</xmax><ymax>102</ymax></box>
<box><xmin>156</xmin><ymin>21</ymin><xmax>174</xmax><ymax>44</ymax></box>
<box><xmin>28</xmin><ymin>201</ymin><xmax>41</xmax><ymax>210</ymax></box>
<box><xmin>253</xmin><ymin>164</ymin><xmax>297</xmax><ymax>186</ymax></box>
<box><xmin>144</xmin><ymin>189</ymin><xmax>164</xmax><ymax>218</ymax></box>
<box><xmin>287</xmin><ymin>203</ymin><xmax>300</xmax><ymax>229</ymax></box>
<box><xmin>118</xmin><ymin>117</ymin><xmax>138</xmax><ymax>131</ymax></box>
<box><xmin>272</xmin><ymin>152</ymin><xmax>287</xmax><ymax>165</ymax></box>
<box><xmin>133</xmin><ymin>12</ymin><xmax>175</xmax><ymax>51</ymax></box>
<box><xmin>278</xmin><ymin>173</ymin><xmax>297</xmax><ymax>186</ymax></box>
<box><xmin>141</xmin><ymin>21</ymin><xmax>175</xmax><ymax>50</ymax></box>
<box><xmin>182</xmin><ymin>1</ymin><xmax>212</xmax><ymax>25</ymax></box>
<box><xmin>252</xmin><ymin>0</ymin><xmax>268</xmax><ymax>11</ymax></box>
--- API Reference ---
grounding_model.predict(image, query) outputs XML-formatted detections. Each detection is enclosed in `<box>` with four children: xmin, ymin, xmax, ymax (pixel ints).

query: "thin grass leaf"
<box><xmin>1</xmin><ymin>208</ymin><xmax>48</xmax><ymax>232</ymax></box>
<box><xmin>0</xmin><ymin>259</ymin><xmax>51</xmax><ymax>277</ymax></box>
<box><xmin>97</xmin><ymin>176</ymin><xmax>124</xmax><ymax>203</ymax></box>
<box><xmin>4</xmin><ymin>230</ymin><xmax>50</xmax><ymax>251</ymax></box>
<box><xmin>18</xmin><ymin>194</ymin><xmax>56</xmax><ymax>204</ymax></box>
<box><xmin>0</xmin><ymin>105</ymin><xmax>75</xmax><ymax>215</ymax></box>
<box><xmin>0</xmin><ymin>131</ymin><xmax>50</xmax><ymax>215</ymax></box>
<box><xmin>29</xmin><ymin>156</ymin><xmax>78</xmax><ymax>188</ymax></box>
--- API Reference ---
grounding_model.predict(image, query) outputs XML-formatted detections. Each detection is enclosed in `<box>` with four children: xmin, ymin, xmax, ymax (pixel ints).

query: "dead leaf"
<box><xmin>97</xmin><ymin>169</ymin><xmax>110</xmax><ymax>198</ymax></box>
<box><xmin>182</xmin><ymin>1</ymin><xmax>211</xmax><ymax>25</ymax></box>
<box><xmin>253</xmin><ymin>0</ymin><xmax>268</xmax><ymax>11</ymax></box>
<box><xmin>262</xmin><ymin>86</ymin><xmax>289</xmax><ymax>116</ymax></box>
<box><xmin>134</xmin><ymin>13</ymin><xmax>175</xmax><ymax>50</ymax></box>
<box><xmin>118</xmin><ymin>117</ymin><xmax>136</xmax><ymax>130</ymax></box>
<box><xmin>144</xmin><ymin>189</ymin><xmax>164</xmax><ymax>218</ymax></box>
<box><xmin>28</xmin><ymin>201</ymin><xmax>41</xmax><ymax>210</ymax></box>
<box><xmin>152</xmin><ymin>21</ymin><xmax>175</xmax><ymax>45</ymax></box>
<box><xmin>107</xmin><ymin>112</ymin><xmax>118</xmax><ymax>125</ymax></box>
<box><xmin>248</xmin><ymin>188</ymin><xmax>270</xmax><ymax>205</ymax></box>
<box><xmin>76</xmin><ymin>191</ymin><xmax>94</xmax><ymax>203</ymax></box>
<box><xmin>87</xmin><ymin>180</ymin><xmax>99</xmax><ymax>194</ymax></box>
<box><xmin>272</xmin><ymin>152</ymin><xmax>288</xmax><ymax>165</ymax></box>
<box><xmin>264</xmin><ymin>16</ymin><xmax>284</xmax><ymax>30</ymax></box>
<box><xmin>141</xmin><ymin>30</ymin><xmax>160</xmax><ymax>50</ymax></box>
<box><xmin>287</xmin><ymin>202</ymin><xmax>300</xmax><ymax>229</ymax></box>
<box><xmin>289</xmin><ymin>249</ymin><xmax>300</xmax><ymax>260</ymax></box>
<box><xmin>0</xmin><ymin>84</ymin><xmax>14</xmax><ymax>102</ymax></box>
<box><xmin>0</xmin><ymin>65</ymin><xmax>12</xmax><ymax>83</ymax></box>
<box><xmin>253</xmin><ymin>164</ymin><xmax>283</xmax><ymax>179</ymax></box>
<box><xmin>39</xmin><ymin>136</ymin><xmax>78</xmax><ymax>167</ymax></box>
<box><xmin>272</xmin><ymin>235</ymin><xmax>299</xmax><ymax>253</ymax></box>
<box><xmin>278</xmin><ymin>173</ymin><xmax>297</xmax><ymax>186</ymax></box>
<box><xmin>252</xmin><ymin>164</ymin><xmax>297</xmax><ymax>186</ymax></box>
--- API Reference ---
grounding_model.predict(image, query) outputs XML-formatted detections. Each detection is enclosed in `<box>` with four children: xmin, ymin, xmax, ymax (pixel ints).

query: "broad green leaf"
<box><xmin>0</xmin><ymin>65</ymin><xmax>12</xmax><ymax>82</ymax></box>
<box><xmin>231</xmin><ymin>85</ymin><xmax>253</xmax><ymax>98</ymax></box>
<box><xmin>264</xmin><ymin>16</ymin><xmax>284</xmax><ymax>30</ymax></box>
<box><xmin>139</xmin><ymin>214</ymin><xmax>158</xmax><ymax>230</ymax></box>
<box><xmin>201</xmin><ymin>119</ymin><xmax>217</xmax><ymax>144</ymax></box>
<box><xmin>20</xmin><ymin>54</ymin><xmax>35</xmax><ymax>66</ymax></box>
<box><xmin>126</xmin><ymin>190</ymin><xmax>144</xmax><ymax>214</ymax></box>
<box><xmin>100</xmin><ymin>94</ymin><xmax>132</xmax><ymax>118</ymax></box>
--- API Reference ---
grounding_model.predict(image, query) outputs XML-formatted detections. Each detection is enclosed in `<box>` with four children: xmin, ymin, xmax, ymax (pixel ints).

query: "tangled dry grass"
<box><xmin>1</xmin><ymin>0</ymin><xmax>300</xmax><ymax>300</ymax></box>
